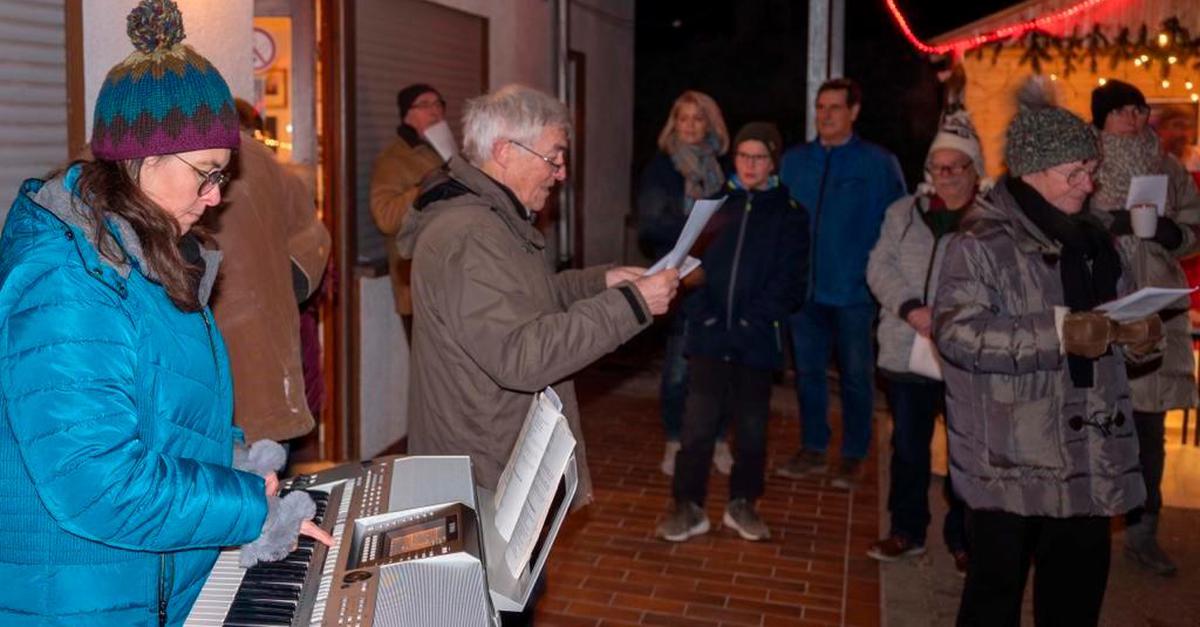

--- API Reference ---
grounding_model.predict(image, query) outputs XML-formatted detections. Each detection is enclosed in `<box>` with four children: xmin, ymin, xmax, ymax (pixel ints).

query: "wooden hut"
<box><xmin>928</xmin><ymin>0</ymin><xmax>1200</xmax><ymax>177</ymax></box>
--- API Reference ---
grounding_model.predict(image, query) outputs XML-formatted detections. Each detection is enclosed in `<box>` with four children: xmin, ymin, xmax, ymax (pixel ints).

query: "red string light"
<box><xmin>885</xmin><ymin>0</ymin><xmax>1118</xmax><ymax>55</ymax></box>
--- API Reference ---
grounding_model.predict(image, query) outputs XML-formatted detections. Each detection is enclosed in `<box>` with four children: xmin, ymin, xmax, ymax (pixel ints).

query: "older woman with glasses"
<box><xmin>936</xmin><ymin>79</ymin><xmax>1159</xmax><ymax>626</ymax></box>
<box><xmin>865</xmin><ymin>110</ymin><xmax>984</xmax><ymax>574</ymax></box>
<box><xmin>398</xmin><ymin>84</ymin><xmax>679</xmax><ymax>529</ymax></box>
<box><xmin>0</xmin><ymin>2</ymin><xmax>330</xmax><ymax>624</ymax></box>
<box><xmin>1089</xmin><ymin>79</ymin><xmax>1200</xmax><ymax>577</ymax></box>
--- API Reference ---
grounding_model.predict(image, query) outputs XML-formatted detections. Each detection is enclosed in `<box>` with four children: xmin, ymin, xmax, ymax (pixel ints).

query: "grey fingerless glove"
<box><xmin>233</xmin><ymin>439</ymin><xmax>287</xmax><ymax>478</ymax></box>
<box><xmin>239</xmin><ymin>490</ymin><xmax>315</xmax><ymax>568</ymax></box>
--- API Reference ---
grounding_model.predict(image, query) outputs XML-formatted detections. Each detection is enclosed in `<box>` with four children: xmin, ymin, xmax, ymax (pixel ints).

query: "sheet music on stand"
<box><xmin>491</xmin><ymin>387</ymin><xmax>577</xmax><ymax>578</ymax></box>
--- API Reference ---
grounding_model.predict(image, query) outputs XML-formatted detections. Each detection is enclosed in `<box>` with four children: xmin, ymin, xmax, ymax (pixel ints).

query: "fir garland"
<box><xmin>961</xmin><ymin>17</ymin><xmax>1200</xmax><ymax>78</ymax></box>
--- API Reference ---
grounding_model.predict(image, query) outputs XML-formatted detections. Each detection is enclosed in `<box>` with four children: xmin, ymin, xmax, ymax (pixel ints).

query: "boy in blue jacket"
<box><xmin>657</xmin><ymin>123</ymin><xmax>809</xmax><ymax>542</ymax></box>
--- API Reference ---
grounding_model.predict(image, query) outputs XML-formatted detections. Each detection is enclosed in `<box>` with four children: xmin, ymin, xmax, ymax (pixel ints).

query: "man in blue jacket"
<box><xmin>777</xmin><ymin>78</ymin><xmax>905</xmax><ymax>487</ymax></box>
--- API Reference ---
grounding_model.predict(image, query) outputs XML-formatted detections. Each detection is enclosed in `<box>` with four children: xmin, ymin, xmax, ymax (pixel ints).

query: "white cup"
<box><xmin>1130</xmin><ymin>203</ymin><xmax>1158</xmax><ymax>239</ymax></box>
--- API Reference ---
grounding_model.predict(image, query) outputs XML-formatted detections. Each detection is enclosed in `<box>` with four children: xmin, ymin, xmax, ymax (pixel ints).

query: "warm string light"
<box><xmin>888</xmin><ymin>2</ymin><xmax>1197</xmax><ymax>97</ymax></box>
<box><xmin>884</xmin><ymin>0</ymin><xmax>1118</xmax><ymax>55</ymax></box>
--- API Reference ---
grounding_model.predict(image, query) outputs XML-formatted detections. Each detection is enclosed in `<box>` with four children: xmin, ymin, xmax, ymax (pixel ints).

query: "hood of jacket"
<box><xmin>25</xmin><ymin>164</ymin><xmax>222</xmax><ymax>307</ymax></box>
<box><xmin>397</xmin><ymin>156</ymin><xmax>544</xmax><ymax>261</ymax></box>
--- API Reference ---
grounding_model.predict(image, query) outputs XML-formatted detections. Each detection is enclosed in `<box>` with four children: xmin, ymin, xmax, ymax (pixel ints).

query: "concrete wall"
<box><xmin>358</xmin><ymin>275</ymin><xmax>410</xmax><ymax>458</ymax></box>
<box><xmin>570</xmin><ymin>0</ymin><xmax>634</xmax><ymax>266</ymax></box>
<box><xmin>82</xmin><ymin>1</ymin><xmax>254</xmax><ymax>137</ymax></box>
<box><xmin>433</xmin><ymin>0</ymin><xmax>555</xmax><ymax>91</ymax></box>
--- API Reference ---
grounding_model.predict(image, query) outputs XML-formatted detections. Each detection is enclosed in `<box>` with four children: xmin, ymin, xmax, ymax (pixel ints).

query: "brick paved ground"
<box><xmin>535</xmin><ymin>353</ymin><xmax>883</xmax><ymax>627</ymax></box>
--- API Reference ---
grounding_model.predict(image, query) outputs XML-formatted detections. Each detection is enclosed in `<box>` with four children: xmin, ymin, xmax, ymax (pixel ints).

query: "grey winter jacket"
<box><xmin>867</xmin><ymin>193</ymin><xmax>964</xmax><ymax>375</ymax></box>
<box><xmin>933</xmin><ymin>178</ymin><xmax>1145</xmax><ymax>518</ymax></box>
<box><xmin>1092</xmin><ymin>151</ymin><xmax>1200</xmax><ymax>413</ymax></box>
<box><xmin>397</xmin><ymin>156</ymin><xmax>652</xmax><ymax>509</ymax></box>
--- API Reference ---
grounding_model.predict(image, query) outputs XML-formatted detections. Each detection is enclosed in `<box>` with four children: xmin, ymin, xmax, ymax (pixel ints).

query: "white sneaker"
<box><xmin>713</xmin><ymin>440</ymin><xmax>734</xmax><ymax>476</ymax></box>
<box><xmin>660</xmin><ymin>440</ymin><xmax>682</xmax><ymax>476</ymax></box>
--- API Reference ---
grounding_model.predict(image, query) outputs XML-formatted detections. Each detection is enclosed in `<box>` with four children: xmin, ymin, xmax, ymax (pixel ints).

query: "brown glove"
<box><xmin>1062</xmin><ymin>311</ymin><xmax>1117</xmax><ymax>359</ymax></box>
<box><xmin>1113</xmin><ymin>314</ymin><xmax>1164</xmax><ymax>357</ymax></box>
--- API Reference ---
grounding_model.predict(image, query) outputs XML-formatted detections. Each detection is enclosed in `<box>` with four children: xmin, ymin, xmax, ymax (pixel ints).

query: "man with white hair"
<box><xmin>398</xmin><ymin>84</ymin><xmax>679</xmax><ymax>509</ymax></box>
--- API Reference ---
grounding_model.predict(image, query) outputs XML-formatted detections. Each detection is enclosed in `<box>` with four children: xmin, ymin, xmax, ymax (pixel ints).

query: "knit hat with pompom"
<box><xmin>90</xmin><ymin>0</ymin><xmax>239</xmax><ymax>160</ymax></box>
<box><xmin>1004</xmin><ymin>75</ymin><xmax>1098</xmax><ymax>177</ymax></box>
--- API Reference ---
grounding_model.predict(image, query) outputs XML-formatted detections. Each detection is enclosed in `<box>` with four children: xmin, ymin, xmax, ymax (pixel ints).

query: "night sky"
<box><xmin>633</xmin><ymin>0</ymin><xmax>1023</xmax><ymax>188</ymax></box>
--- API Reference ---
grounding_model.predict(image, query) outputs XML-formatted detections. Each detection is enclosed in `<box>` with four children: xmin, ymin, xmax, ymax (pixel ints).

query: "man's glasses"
<box><xmin>173</xmin><ymin>154</ymin><xmax>229</xmax><ymax>197</ymax></box>
<box><xmin>410</xmin><ymin>98</ymin><xmax>446</xmax><ymax>111</ymax></box>
<box><xmin>510</xmin><ymin>140</ymin><xmax>566</xmax><ymax>173</ymax></box>
<box><xmin>926</xmin><ymin>161</ymin><xmax>973</xmax><ymax>178</ymax></box>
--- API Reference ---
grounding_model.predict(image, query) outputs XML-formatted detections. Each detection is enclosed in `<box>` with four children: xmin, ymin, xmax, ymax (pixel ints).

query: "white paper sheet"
<box><xmin>423</xmin><ymin>120</ymin><xmax>458</xmax><ymax>161</ymax></box>
<box><xmin>643</xmin><ymin>197</ymin><xmax>726</xmax><ymax>275</ymax></box>
<box><xmin>492</xmin><ymin>388</ymin><xmax>563</xmax><ymax>541</ymax></box>
<box><xmin>1125</xmin><ymin>175</ymin><xmax>1169</xmax><ymax>216</ymax></box>
<box><xmin>907</xmin><ymin>334</ymin><xmax>943</xmax><ymax>380</ymax></box>
<box><xmin>646</xmin><ymin>254</ymin><xmax>702</xmax><ymax>278</ymax></box>
<box><xmin>1095</xmin><ymin>286</ymin><xmax>1196</xmax><ymax>323</ymax></box>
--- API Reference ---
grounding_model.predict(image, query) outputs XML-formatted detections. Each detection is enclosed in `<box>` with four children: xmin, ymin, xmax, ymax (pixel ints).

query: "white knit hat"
<box><xmin>926</xmin><ymin>109</ymin><xmax>986</xmax><ymax>178</ymax></box>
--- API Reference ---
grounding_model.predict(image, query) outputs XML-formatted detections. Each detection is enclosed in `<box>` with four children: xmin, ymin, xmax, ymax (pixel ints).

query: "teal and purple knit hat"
<box><xmin>90</xmin><ymin>0</ymin><xmax>239</xmax><ymax>160</ymax></box>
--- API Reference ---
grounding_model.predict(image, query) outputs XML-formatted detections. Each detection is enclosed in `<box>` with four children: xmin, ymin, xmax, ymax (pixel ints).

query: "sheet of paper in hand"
<box><xmin>643</xmin><ymin>197</ymin><xmax>726</xmax><ymax>276</ymax></box>
<box><xmin>1095</xmin><ymin>286</ymin><xmax>1197</xmax><ymax>323</ymax></box>
<box><xmin>423</xmin><ymin>120</ymin><xmax>458</xmax><ymax>161</ymax></box>
<box><xmin>1125</xmin><ymin>175</ymin><xmax>1168</xmax><ymax>216</ymax></box>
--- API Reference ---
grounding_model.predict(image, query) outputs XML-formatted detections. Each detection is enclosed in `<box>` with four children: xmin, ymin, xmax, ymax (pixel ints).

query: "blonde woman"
<box><xmin>637</xmin><ymin>90</ymin><xmax>731</xmax><ymax>476</ymax></box>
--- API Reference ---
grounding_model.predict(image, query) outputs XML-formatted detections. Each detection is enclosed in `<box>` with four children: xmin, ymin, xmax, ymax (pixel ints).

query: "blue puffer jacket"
<box><xmin>0</xmin><ymin>167</ymin><xmax>268</xmax><ymax>626</ymax></box>
<box><xmin>685</xmin><ymin>177</ymin><xmax>809</xmax><ymax>371</ymax></box>
<box><xmin>779</xmin><ymin>134</ymin><xmax>905</xmax><ymax>306</ymax></box>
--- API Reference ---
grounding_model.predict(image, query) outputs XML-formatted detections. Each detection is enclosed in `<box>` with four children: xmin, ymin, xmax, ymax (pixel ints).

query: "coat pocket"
<box><xmin>985</xmin><ymin>396</ymin><xmax>1065</xmax><ymax>469</ymax></box>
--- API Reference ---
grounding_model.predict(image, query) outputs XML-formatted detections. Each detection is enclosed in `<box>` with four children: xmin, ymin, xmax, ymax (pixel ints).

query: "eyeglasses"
<box><xmin>1113</xmin><ymin>104</ymin><xmax>1150</xmax><ymax>117</ymax></box>
<box><xmin>173</xmin><ymin>154</ymin><xmax>229</xmax><ymax>197</ymax></box>
<box><xmin>410</xmin><ymin>98</ymin><xmax>446</xmax><ymax>111</ymax></box>
<box><xmin>1050</xmin><ymin>161</ymin><xmax>1100</xmax><ymax>187</ymax></box>
<box><xmin>735</xmin><ymin>151</ymin><xmax>772</xmax><ymax>164</ymax></box>
<box><xmin>510</xmin><ymin>140</ymin><xmax>566</xmax><ymax>173</ymax></box>
<box><xmin>926</xmin><ymin>160</ymin><xmax>973</xmax><ymax>178</ymax></box>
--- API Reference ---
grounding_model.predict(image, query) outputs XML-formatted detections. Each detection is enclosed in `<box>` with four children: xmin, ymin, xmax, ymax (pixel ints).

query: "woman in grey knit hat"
<box><xmin>933</xmin><ymin>77</ymin><xmax>1160</xmax><ymax>626</ymax></box>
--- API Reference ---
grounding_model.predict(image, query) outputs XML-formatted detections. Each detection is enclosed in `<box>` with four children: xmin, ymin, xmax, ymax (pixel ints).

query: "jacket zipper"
<box><xmin>920</xmin><ymin>203</ymin><xmax>942</xmax><ymax>304</ymax></box>
<box><xmin>201</xmin><ymin>309</ymin><xmax>218</xmax><ymax>370</ymax></box>
<box><xmin>726</xmin><ymin>195</ymin><xmax>753</xmax><ymax>331</ymax></box>
<box><xmin>157</xmin><ymin>554</ymin><xmax>169</xmax><ymax>626</ymax></box>
<box><xmin>808</xmin><ymin>149</ymin><xmax>833</xmax><ymax>298</ymax></box>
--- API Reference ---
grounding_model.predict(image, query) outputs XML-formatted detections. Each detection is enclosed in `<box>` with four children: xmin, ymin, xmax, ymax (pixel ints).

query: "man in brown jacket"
<box><xmin>370</xmin><ymin>83</ymin><xmax>447</xmax><ymax>318</ymax></box>
<box><xmin>398</xmin><ymin>85</ymin><xmax>679</xmax><ymax>508</ymax></box>
<box><xmin>210</xmin><ymin>132</ymin><xmax>331</xmax><ymax>443</ymax></box>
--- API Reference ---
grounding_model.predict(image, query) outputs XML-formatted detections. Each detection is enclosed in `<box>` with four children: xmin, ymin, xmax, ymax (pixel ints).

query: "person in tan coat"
<box><xmin>397</xmin><ymin>85</ymin><xmax>680</xmax><ymax>509</ymax></box>
<box><xmin>370</xmin><ymin>83</ymin><xmax>447</xmax><ymax>319</ymax></box>
<box><xmin>209</xmin><ymin>131</ymin><xmax>331</xmax><ymax>443</ymax></box>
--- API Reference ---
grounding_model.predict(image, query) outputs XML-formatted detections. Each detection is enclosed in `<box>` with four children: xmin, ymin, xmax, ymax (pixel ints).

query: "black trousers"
<box><xmin>883</xmin><ymin>377</ymin><xmax>968</xmax><ymax>552</ymax></box>
<box><xmin>1127</xmin><ymin>410</ymin><xmax>1165</xmax><ymax>522</ymax></box>
<box><xmin>673</xmin><ymin>357</ymin><xmax>772</xmax><ymax>506</ymax></box>
<box><xmin>957</xmin><ymin>510</ymin><xmax>1111</xmax><ymax>627</ymax></box>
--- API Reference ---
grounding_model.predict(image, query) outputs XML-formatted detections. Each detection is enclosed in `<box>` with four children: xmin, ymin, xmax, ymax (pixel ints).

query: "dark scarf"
<box><xmin>1008</xmin><ymin>176</ymin><xmax>1121</xmax><ymax>387</ymax></box>
<box><xmin>397</xmin><ymin>123</ymin><xmax>433</xmax><ymax>151</ymax></box>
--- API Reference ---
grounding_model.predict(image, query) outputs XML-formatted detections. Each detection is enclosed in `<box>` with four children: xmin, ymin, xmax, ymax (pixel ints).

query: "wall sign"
<box><xmin>252</xmin><ymin>27</ymin><xmax>276</xmax><ymax>72</ymax></box>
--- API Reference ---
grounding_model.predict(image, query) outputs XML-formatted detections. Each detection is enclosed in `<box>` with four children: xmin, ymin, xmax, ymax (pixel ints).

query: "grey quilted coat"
<box><xmin>933</xmin><ymin>178</ymin><xmax>1145</xmax><ymax>517</ymax></box>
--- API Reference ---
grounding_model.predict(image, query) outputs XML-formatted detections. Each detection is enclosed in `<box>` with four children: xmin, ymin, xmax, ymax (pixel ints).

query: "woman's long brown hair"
<box><xmin>74</xmin><ymin>159</ymin><xmax>203</xmax><ymax>312</ymax></box>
